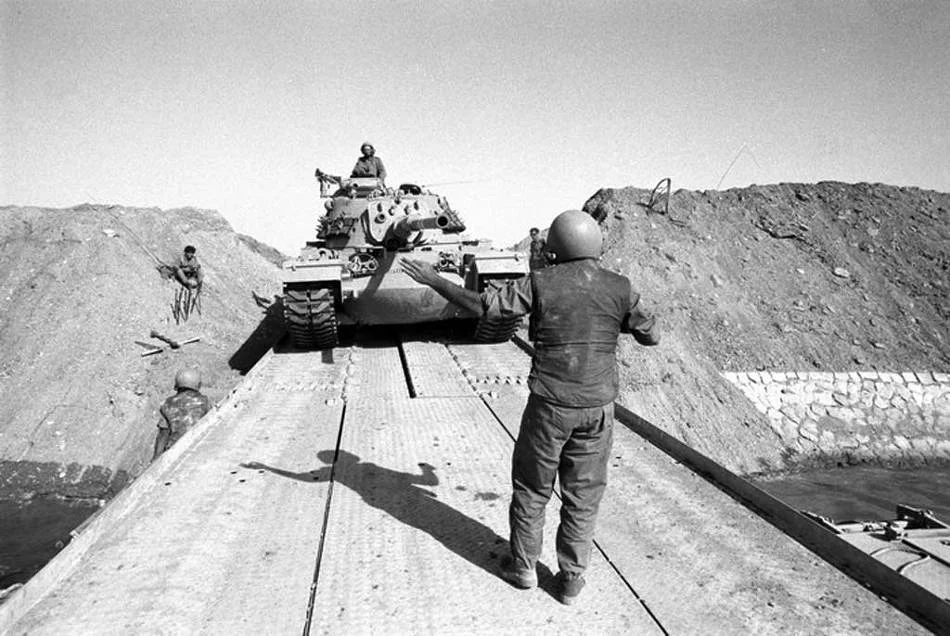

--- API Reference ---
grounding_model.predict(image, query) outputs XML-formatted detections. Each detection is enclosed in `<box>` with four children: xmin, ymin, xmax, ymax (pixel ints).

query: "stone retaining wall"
<box><xmin>723</xmin><ymin>371</ymin><xmax>950</xmax><ymax>468</ymax></box>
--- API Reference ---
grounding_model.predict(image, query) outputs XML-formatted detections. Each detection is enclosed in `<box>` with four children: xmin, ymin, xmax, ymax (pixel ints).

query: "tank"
<box><xmin>281</xmin><ymin>174</ymin><xmax>528</xmax><ymax>349</ymax></box>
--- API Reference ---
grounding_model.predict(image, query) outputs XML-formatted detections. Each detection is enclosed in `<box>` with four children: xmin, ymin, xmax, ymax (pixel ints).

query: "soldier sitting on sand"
<box><xmin>152</xmin><ymin>369</ymin><xmax>211</xmax><ymax>460</ymax></box>
<box><xmin>174</xmin><ymin>245</ymin><xmax>203</xmax><ymax>289</ymax></box>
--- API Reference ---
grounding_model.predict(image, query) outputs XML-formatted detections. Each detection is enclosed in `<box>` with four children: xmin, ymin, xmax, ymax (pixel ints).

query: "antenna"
<box><xmin>716</xmin><ymin>143</ymin><xmax>760</xmax><ymax>190</ymax></box>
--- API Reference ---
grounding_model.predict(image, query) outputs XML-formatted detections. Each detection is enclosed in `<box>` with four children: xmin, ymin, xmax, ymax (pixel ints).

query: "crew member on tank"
<box><xmin>402</xmin><ymin>210</ymin><xmax>659</xmax><ymax>606</ymax></box>
<box><xmin>174</xmin><ymin>245</ymin><xmax>204</xmax><ymax>289</ymax></box>
<box><xmin>350</xmin><ymin>142</ymin><xmax>387</xmax><ymax>184</ymax></box>
<box><xmin>153</xmin><ymin>369</ymin><xmax>211</xmax><ymax>460</ymax></box>
<box><xmin>528</xmin><ymin>227</ymin><xmax>548</xmax><ymax>271</ymax></box>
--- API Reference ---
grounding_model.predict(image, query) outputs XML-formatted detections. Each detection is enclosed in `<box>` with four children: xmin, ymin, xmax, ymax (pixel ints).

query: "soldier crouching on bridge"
<box><xmin>152</xmin><ymin>369</ymin><xmax>211</xmax><ymax>461</ymax></box>
<box><xmin>403</xmin><ymin>209</ymin><xmax>659</xmax><ymax>605</ymax></box>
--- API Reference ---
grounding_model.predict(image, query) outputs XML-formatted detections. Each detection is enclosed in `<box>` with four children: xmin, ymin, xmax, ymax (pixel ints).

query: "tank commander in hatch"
<box><xmin>152</xmin><ymin>369</ymin><xmax>211</xmax><ymax>460</ymax></box>
<box><xmin>174</xmin><ymin>245</ymin><xmax>204</xmax><ymax>289</ymax></box>
<box><xmin>350</xmin><ymin>142</ymin><xmax>387</xmax><ymax>185</ymax></box>
<box><xmin>402</xmin><ymin>210</ymin><xmax>659</xmax><ymax>605</ymax></box>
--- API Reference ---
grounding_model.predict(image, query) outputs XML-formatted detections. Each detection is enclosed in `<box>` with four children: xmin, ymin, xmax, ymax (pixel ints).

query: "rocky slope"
<box><xmin>2</xmin><ymin>182</ymin><xmax>947</xmax><ymax>499</ymax></box>
<box><xmin>0</xmin><ymin>205</ymin><xmax>285</xmax><ymax>499</ymax></box>
<box><xmin>581</xmin><ymin>182</ymin><xmax>949</xmax><ymax>474</ymax></box>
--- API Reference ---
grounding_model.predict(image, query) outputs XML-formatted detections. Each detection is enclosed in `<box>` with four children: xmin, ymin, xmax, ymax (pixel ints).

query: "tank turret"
<box><xmin>280</xmin><ymin>170</ymin><xmax>527</xmax><ymax>349</ymax></box>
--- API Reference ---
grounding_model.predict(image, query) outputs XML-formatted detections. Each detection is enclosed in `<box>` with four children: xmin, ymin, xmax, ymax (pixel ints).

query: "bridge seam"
<box><xmin>302</xmin><ymin>402</ymin><xmax>347</xmax><ymax>636</ymax></box>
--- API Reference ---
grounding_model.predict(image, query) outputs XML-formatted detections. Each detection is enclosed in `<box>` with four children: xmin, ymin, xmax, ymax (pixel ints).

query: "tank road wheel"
<box><xmin>473</xmin><ymin>314</ymin><xmax>522</xmax><ymax>343</ymax></box>
<box><xmin>282</xmin><ymin>286</ymin><xmax>339</xmax><ymax>350</ymax></box>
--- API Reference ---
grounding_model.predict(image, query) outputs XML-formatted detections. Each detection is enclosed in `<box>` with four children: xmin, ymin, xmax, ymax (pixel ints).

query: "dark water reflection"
<box><xmin>0</xmin><ymin>498</ymin><xmax>100</xmax><ymax>589</ymax></box>
<box><xmin>754</xmin><ymin>465</ymin><xmax>950</xmax><ymax>522</ymax></box>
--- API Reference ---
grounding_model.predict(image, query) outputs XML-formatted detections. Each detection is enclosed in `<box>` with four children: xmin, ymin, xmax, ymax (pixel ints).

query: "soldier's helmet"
<box><xmin>174</xmin><ymin>368</ymin><xmax>202</xmax><ymax>391</ymax></box>
<box><xmin>545</xmin><ymin>210</ymin><xmax>603</xmax><ymax>262</ymax></box>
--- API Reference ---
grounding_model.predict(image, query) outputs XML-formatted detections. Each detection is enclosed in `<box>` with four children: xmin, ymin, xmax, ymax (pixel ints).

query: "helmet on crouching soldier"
<box><xmin>544</xmin><ymin>210</ymin><xmax>603</xmax><ymax>263</ymax></box>
<box><xmin>174</xmin><ymin>368</ymin><xmax>202</xmax><ymax>391</ymax></box>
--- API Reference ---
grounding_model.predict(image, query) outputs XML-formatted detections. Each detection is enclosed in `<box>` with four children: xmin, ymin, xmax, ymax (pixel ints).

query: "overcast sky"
<box><xmin>2</xmin><ymin>1</ymin><xmax>948</xmax><ymax>254</ymax></box>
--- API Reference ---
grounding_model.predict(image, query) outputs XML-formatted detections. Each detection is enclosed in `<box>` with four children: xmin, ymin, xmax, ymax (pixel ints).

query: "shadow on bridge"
<box><xmin>229</xmin><ymin>293</ymin><xmax>287</xmax><ymax>374</ymax></box>
<box><xmin>242</xmin><ymin>450</ymin><xmax>510</xmax><ymax>580</ymax></box>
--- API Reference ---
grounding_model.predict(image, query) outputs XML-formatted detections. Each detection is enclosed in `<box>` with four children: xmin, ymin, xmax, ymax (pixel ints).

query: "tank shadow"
<box><xmin>241</xmin><ymin>450</ymin><xmax>509</xmax><ymax>578</ymax></box>
<box><xmin>229</xmin><ymin>293</ymin><xmax>286</xmax><ymax>374</ymax></box>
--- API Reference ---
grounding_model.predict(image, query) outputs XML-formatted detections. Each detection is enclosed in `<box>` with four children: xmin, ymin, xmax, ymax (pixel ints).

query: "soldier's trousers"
<box><xmin>509</xmin><ymin>393</ymin><xmax>614</xmax><ymax>577</ymax></box>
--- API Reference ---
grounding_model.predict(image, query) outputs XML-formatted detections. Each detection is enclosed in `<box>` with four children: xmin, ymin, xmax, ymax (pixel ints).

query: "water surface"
<box><xmin>0</xmin><ymin>498</ymin><xmax>100</xmax><ymax>589</ymax></box>
<box><xmin>754</xmin><ymin>465</ymin><xmax>950</xmax><ymax>522</ymax></box>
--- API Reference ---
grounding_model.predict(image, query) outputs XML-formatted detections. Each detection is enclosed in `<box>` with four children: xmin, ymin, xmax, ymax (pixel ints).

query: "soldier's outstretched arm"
<box><xmin>623</xmin><ymin>292</ymin><xmax>659</xmax><ymax>346</ymax></box>
<box><xmin>402</xmin><ymin>259</ymin><xmax>484</xmax><ymax>316</ymax></box>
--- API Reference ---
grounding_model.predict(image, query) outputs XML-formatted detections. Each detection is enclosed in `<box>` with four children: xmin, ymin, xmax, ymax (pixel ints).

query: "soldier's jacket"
<box><xmin>158</xmin><ymin>389</ymin><xmax>211</xmax><ymax>442</ymax></box>
<box><xmin>350</xmin><ymin>155</ymin><xmax>386</xmax><ymax>180</ymax></box>
<box><xmin>481</xmin><ymin>259</ymin><xmax>658</xmax><ymax>407</ymax></box>
<box><xmin>175</xmin><ymin>254</ymin><xmax>201</xmax><ymax>276</ymax></box>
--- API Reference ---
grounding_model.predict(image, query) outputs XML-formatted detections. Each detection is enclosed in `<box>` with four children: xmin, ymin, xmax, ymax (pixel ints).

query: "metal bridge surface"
<box><xmin>0</xmin><ymin>336</ymin><xmax>928</xmax><ymax>635</ymax></box>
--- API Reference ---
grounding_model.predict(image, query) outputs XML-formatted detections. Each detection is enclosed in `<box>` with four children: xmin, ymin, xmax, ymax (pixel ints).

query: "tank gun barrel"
<box><xmin>391</xmin><ymin>212</ymin><xmax>450</xmax><ymax>241</ymax></box>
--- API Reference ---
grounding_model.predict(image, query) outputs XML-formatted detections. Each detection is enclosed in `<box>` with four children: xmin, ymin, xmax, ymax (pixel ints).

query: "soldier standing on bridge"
<box><xmin>403</xmin><ymin>209</ymin><xmax>659</xmax><ymax>605</ymax></box>
<box><xmin>152</xmin><ymin>369</ymin><xmax>211</xmax><ymax>460</ymax></box>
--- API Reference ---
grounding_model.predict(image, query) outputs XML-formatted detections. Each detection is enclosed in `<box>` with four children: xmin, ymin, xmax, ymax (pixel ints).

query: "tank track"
<box><xmin>282</xmin><ymin>285</ymin><xmax>339</xmax><ymax>350</ymax></box>
<box><xmin>473</xmin><ymin>314</ymin><xmax>522</xmax><ymax>343</ymax></box>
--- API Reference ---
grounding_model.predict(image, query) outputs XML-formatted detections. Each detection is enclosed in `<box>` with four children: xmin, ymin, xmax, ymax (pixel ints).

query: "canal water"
<box><xmin>753</xmin><ymin>464</ymin><xmax>950</xmax><ymax>522</ymax></box>
<box><xmin>0</xmin><ymin>498</ymin><xmax>101</xmax><ymax>589</ymax></box>
<box><xmin>1</xmin><ymin>466</ymin><xmax>948</xmax><ymax>593</ymax></box>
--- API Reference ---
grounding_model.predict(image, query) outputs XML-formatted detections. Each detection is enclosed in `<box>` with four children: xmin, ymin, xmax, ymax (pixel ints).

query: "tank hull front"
<box><xmin>338</xmin><ymin>270</ymin><xmax>473</xmax><ymax>325</ymax></box>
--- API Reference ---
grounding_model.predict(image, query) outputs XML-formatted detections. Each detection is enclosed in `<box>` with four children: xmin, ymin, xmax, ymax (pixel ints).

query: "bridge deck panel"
<box><xmin>448</xmin><ymin>340</ymin><xmax>531</xmax><ymax>388</ymax></box>
<box><xmin>2</xmin><ymin>340</ymin><xmax>928</xmax><ymax>634</ymax></box>
<box><xmin>599</xmin><ymin>427</ymin><xmax>926</xmax><ymax>634</ymax></box>
<box><xmin>480</xmin><ymin>379</ymin><xmax>924</xmax><ymax>634</ymax></box>
<box><xmin>6</xmin><ymin>351</ymin><xmax>348</xmax><ymax>635</ymax></box>
<box><xmin>400</xmin><ymin>339</ymin><xmax>474</xmax><ymax>397</ymax></box>
<box><xmin>310</xmin><ymin>345</ymin><xmax>659</xmax><ymax>634</ymax></box>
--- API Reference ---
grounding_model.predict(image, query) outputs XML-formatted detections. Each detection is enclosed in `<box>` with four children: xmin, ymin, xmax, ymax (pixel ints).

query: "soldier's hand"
<box><xmin>188</xmin><ymin>279</ymin><xmax>199</xmax><ymax>289</ymax></box>
<box><xmin>401</xmin><ymin>259</ymin><xmax>440</xmax><ymax>286</ymax></box>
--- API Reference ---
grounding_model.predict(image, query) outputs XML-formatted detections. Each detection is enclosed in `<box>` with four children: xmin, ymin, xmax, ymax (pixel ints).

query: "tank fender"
<box><xmin>465</xmin><ymin>251</ymin><xmax>528</xmax><ymax>291</ymax></box>
<box><xmin>468</xmin><ymin>251</ymin><xmax>528</xmax><ymax>276</ymax></box>
<box><xmin>282</xmin><ymin>258</ymin><xmax>343</xmax><ymax>284</ymax></box>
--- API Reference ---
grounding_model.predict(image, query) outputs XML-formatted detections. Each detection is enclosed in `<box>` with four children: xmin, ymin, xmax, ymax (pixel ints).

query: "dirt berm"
<box><xmin>0</xmin><ymin>204</ymin><xmax>285</xmax><ymax>500</ymax></box>
<box><xmin>1</xmin><ymin>181</ymin><xmax>948</xmax><ymax>500</ymax></box>
<box><xmin>577</xmin><ymin>181</ymin><xmax>949</xmax><ymax>475</ymax></box>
